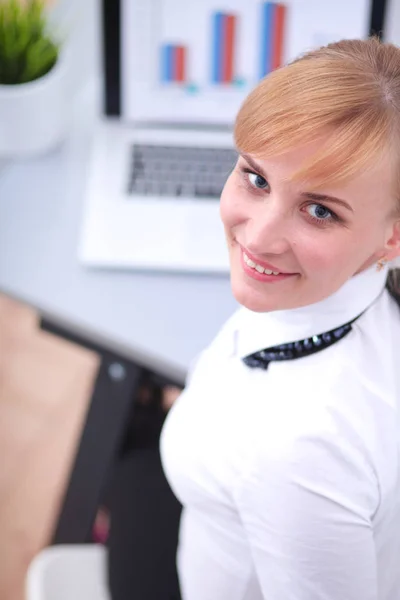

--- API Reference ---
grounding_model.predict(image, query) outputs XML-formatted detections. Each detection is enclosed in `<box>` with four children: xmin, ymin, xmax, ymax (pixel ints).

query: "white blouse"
<box><xmin>160</xmin><ymin>264</ymin><xmax>400</xmax><ymax>600</ymax></box>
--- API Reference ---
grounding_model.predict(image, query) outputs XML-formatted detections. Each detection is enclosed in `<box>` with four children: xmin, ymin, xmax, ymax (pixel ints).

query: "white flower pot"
<box><xmin>0</xmin><ymin>51</ymin><xmax>72</xmax><ymax>158</ymax></box>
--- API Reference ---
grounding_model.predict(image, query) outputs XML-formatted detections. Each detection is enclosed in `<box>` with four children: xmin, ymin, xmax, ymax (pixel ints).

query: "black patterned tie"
<box><xmin>242</xmin><ymin>313</ymin><xmax>363</xmax><ymax>370</ymax></box>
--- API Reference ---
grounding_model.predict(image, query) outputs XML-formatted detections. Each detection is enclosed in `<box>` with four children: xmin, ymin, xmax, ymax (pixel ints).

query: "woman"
<box><xmin>160</xmin><ymin>37</ymin><xmax>400</xmax><ymax>600</ymax></box>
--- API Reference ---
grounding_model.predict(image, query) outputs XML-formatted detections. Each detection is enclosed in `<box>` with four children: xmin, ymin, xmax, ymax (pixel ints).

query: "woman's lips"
<box><xmin>240</xmin><ymin>248</ymin><xmax>298</xmax><ymax>283</ymax></box>
<box><xmin>239</xmin><ymin>245</ymin><xmax>296</xmax><ymax>275</ymax></box>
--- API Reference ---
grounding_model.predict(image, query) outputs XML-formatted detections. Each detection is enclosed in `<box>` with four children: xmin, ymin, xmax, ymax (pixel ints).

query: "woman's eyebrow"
<box><xmin>240</xmin><ymin>153</ymin><xmax>268</xmax><ymax>178</ymax></box>
<box><xmin>301</xmin><ymin>191</ymin><xmax>354</xmax><ymax>213</ymax></box>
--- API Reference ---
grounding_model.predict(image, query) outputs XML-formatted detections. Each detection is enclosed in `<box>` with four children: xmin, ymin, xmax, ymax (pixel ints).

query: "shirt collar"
<box><xmin>235</xmin><ymin>264</ymin><xmax>388</xmax><ymax>359</ymax></box>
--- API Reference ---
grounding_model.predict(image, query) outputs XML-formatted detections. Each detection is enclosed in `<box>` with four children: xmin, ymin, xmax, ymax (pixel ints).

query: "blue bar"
<box><xmin>260</xmin><ymin>2</ymin><xmax>274</xmax><ymax>78</ymax></box>
<box><xmin>212</xmin><ymin>12</ymin><xmax>224</xmax><ymax>83</ymax></box>
<box><xmin>161</xmin><ymin>44</ymin><xmax>174</xmax><ymax>83</ymax></box>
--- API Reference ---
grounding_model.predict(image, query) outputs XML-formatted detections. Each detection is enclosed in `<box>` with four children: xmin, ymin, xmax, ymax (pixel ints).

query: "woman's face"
<box><xmin>220</xmin><ymin>140</ymin><xmax>400</xmax><ymax>312</ymax></box>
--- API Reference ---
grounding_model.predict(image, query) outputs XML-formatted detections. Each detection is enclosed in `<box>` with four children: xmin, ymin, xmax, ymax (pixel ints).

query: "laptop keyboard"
<box><xmin>127</xmin><ymin>144</ymin><xmax>238</xmax><ymax>198</ymax></box>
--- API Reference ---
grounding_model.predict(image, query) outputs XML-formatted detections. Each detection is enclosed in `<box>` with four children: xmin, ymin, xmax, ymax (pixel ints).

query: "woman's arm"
<box><xmin>234</xmin><ymin>432</ymin><xmax>379</xmax><ymax>600</ymax></box>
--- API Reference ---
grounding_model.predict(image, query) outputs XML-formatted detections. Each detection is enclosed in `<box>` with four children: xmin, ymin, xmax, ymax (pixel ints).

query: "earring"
<box><xmin>376</xmin><ymin>257</ymin><xmax>388</xmax><ymax>272</ymax></box>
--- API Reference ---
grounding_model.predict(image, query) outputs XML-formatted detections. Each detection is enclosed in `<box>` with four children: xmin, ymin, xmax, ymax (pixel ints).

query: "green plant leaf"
<box><xmin>0</xmin><ymin>0</ymin><xmax>60</xmax><ymax>85</ymax></box>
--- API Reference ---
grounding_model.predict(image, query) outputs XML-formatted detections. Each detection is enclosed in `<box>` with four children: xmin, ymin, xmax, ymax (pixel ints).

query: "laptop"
<box><xmin>78</xmin><ymin>0</ymin><xmax>386</xmax><ymax>273</ymax></box>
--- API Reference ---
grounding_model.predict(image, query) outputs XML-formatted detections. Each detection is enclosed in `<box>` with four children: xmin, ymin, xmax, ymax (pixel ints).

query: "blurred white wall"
<box><xmin>384</xmin><ymin>0</ymin><xmax>400</xmax><ymax>44</ymax></box>
<box><xmin>50</xmin><ymin>0</ymin><xmax>101</xmax><ymax>91</ymax></box>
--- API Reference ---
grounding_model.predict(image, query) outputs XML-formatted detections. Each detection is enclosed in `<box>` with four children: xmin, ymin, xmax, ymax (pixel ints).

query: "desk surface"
<box><xmin>0</xmin><ymin>82</ymin><xmax>237</xmax><ymax>384</ymax></box>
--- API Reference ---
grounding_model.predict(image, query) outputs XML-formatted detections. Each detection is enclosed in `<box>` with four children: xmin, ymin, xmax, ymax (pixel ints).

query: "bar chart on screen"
<box><xmin>158</xmin><ymin>1</ymin><xmax>288</xmax><ymax>92</ymax></box>
<box><xmin>123</xmin><ymin>0</ymin><xmax>372</xmax><ymax>123</ymax></box>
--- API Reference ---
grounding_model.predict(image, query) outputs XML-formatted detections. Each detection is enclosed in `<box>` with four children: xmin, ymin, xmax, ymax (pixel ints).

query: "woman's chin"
<box><xmin>230</xmin><ymin>275</ymin><xmax>277</xmax><ymax>313</ymax></box>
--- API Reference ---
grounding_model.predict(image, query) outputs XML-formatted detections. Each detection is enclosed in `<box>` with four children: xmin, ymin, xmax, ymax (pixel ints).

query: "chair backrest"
<box><xmin>25</xmin><ymin>544</ymin><xmax>111</xmax><ymax>600</ymax></box>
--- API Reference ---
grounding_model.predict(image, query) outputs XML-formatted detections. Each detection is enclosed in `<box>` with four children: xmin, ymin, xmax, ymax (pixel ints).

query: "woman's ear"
<box><xmin>384</xmin><ymin>220</ymin><xmax>400</xmax><ymax>262</ymax></box>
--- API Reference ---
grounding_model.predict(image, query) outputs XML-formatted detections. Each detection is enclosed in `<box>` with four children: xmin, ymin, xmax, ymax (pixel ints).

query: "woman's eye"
<box><xmin>307</xmin><ymin>203</ymin><xmax>334</xmax><ymax>222</ymax></box>
<box><xmin>247</xmin><ymin>172</ymin><xmax>269</xmax><ymax>190</ymax></box>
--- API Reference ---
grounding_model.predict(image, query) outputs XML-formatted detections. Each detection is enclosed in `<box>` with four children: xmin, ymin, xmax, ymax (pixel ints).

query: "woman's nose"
<box><xmin>244</xmin><ymin>202</ymin><xmax>292</xmax><ymax>256</ymax></box>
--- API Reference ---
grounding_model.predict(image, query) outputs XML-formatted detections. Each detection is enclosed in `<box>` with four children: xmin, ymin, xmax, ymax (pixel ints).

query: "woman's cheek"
<box><xmin>295</xmin><ymin>231</ymin><xmax>341</xmax><ymax>273</ymax></box>
<box><xmin>220</xmin><ymin>175</ymin><xmax>247</xmax><ymax>230</ymax></box>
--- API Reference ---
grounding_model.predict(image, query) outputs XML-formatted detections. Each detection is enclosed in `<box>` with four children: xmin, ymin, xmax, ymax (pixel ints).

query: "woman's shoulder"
<box><xmin>338</xmin><ymin>287</ymin><xmax>400</xmax><ymax>408</ymax></box>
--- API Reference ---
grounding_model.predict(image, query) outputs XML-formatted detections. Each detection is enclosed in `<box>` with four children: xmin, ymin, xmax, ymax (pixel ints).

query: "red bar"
<box><xmin>174</xmin><ymin>46</ymin><xmax>186</xmax><ymax>82</ymax></box>
<box><xmin>272</xmin><ymin>4</ymin><xmax>286</xmax><ymax>70</ymax></box>
<box><xmin>222</xmin><ymin>14</ymin><xmax>236</xmax><ymax>83</ymax></box>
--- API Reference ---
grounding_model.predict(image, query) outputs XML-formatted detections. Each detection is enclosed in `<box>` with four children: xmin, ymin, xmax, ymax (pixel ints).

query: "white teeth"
<box><xmin>243</xmin><ymin>252</ymin><xmax>281</xmax><ymax>275</ymax></box>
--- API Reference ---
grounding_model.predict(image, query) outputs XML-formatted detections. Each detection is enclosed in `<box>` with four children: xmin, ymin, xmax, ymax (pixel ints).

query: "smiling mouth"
<box><xmin>238</xmin><ymin>241</ymin><xmax>296</xmax><ymax>275</ymax></box>
<box><xmin>243</xmin><ymin>252</ymin><xmax>282</xmax><ymax>275</ymax></box>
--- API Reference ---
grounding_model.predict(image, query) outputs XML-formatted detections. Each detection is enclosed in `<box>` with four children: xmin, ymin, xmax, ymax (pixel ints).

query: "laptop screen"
<box><xmin>113</xmin><ymin>0</ymin><xmax>382</xmax><ymax>125</ymax></box>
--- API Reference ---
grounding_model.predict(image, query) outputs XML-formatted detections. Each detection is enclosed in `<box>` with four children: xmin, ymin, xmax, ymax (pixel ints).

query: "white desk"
<box><xmin>0</xmin><ymin>81</ymin><xmax>237</xmax><ymax>542</ymax></box>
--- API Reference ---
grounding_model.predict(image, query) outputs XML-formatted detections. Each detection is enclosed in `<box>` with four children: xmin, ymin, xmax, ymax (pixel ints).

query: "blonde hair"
<box><xmin>234</xmin><ymin>37</ymin><xmax>400</xmax><ymax>203</ymax></box>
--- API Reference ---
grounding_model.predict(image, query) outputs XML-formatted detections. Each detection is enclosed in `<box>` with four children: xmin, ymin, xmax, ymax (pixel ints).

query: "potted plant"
<box><xmin>0</xmin><ymin>0</ymin><xmax>71</xmax><ymax>157</ymax></box>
